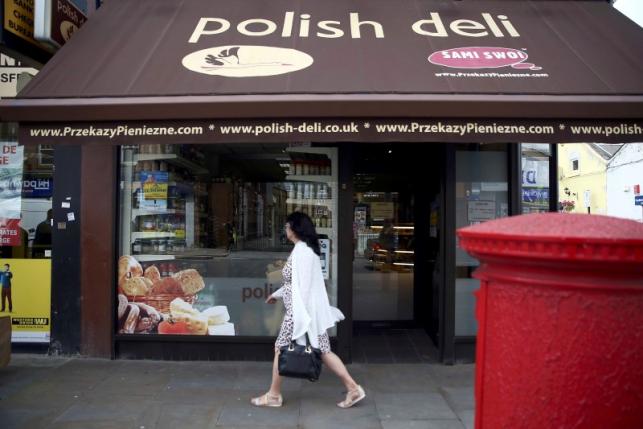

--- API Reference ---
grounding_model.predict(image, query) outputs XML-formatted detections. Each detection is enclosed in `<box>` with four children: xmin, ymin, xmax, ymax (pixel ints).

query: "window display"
<box><xmin>521</xmin><ymin>144</ymin><xmax>551</xmax><ymax>214</ymax></box>
<box><xmin>454</xmin><ymin>144</ymin><xmax>509</xmax><ymax>337</ymax></box>
<box><xmin>118</xmin><ymin>144</ymin><xmax>338</xmax><ymax>337</ymax></box>
<box><xmin>0</xmin><ymin>125</ymin><xmax>54</xmax><ymax>343</ymax></box>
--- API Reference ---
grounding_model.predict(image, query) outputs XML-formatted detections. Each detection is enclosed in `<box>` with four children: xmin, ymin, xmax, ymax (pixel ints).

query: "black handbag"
<box><xmin>278</xmin><ymin>334</ymin><xmax>322</xmax><ymax>382</ymax></box>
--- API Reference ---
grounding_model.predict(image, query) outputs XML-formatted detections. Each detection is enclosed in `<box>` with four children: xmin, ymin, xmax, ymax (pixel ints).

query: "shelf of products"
<box><xmin>286</xmin><ymin>175</ymin><xmax>332</xmax><ymax>182</ymax></box>
<box><xmin>135</xmin><ymin>254</ymin><xmax>176</xmax><ymax>262</ymax></box>
<box><xmin>123</xmin><ymin>144</ymin><xmax>211</xmax><ymax>258</ymax></box>
<box><xmin>134</xmin><ymin>153</ymin><xmax>208</xmax><ymax>175</ymax></box>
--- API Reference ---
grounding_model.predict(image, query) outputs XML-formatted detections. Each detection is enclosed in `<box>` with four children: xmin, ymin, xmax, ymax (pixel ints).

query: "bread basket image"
<box><xmin>127</xmin><ymin>293</ymin><xmax>197</xmax><ymax>315</ymax></box>
<box><xmin>118</xmin><ymin>256</ymin><xmax>205</xmax><ymax>315</ymax></box>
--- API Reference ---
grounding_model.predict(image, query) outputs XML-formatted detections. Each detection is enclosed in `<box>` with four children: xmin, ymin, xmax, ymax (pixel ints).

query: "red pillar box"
<box><xmin>457</xmin><ymin>213</ymin><xmax>643</xmax><ymax>429</ymax></box>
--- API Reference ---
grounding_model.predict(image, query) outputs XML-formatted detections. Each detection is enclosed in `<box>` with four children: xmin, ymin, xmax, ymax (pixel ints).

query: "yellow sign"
<box><xmin>370</xmin><ymin>202</ymin><xmax>395</xmax><ymax>220</ymax></box>
<box><xmin>143</xmin><ymin>182</ymin><xmax>168</xmax><ymax>200</ymax></box>
<box><xmin>3</xmin><ymin>0</ymin><xmax>39</xmax><ymax>46</ymax></box>
<box><xmin>0</xmin><ymin>258</ymin><xmax>51</xmax><ymax>343</ymax></box>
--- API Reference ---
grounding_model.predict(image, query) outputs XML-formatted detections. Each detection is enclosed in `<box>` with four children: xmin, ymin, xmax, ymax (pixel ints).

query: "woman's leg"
<box><xmin>268</xmin><ymin>348</ymin><xmax>282</xmax><ymax>396</ymax></box>
<box><xmin>321</xmin><ymin>351</ymin><xmax>359</xmax><ymax>391</ymax></box>
<box><xmin>251</xmin><ymin>348</ymin><xmax>283</xmax><ymax>406</ymax></box>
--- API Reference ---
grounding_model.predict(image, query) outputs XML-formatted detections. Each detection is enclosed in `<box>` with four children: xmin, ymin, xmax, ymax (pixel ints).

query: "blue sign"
<box><xmin>635</xmin><ymin>195</ymin><xmax>643</xmax><ymax>206</ymax></box>
<box><xmin>522</xmin><ymin>188</ymin><xmax>549</xmax><ymax>204</ymax></box>
<box><xmin>22</xmin><ymin>177</ymin><xmax>53</xmax><ymax>198</ymax></box>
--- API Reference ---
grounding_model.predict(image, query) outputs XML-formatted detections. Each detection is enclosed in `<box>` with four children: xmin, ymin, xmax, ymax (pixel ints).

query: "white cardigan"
<box><xmin>272</xmin><ymin>241</ymin><xmax>344</xmax><ymax>348</ymax></box>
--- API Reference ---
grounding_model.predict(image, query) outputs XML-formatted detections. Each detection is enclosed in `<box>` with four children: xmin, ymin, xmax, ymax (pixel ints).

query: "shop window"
<box><xmin>117</xmin><ymin>144</ymin><xmax>338</xmax><ymax>338</ymax></box>
<box><xmin>455</xmin><ymin>144</ymin><xmax>509</xmax><ymax>337</ymax></box>
<box><xmin>0</xmin><ymin>123</ymin><xmax>54</xmax><ymax>343</ymax></box>
<box><xmin>521</xmin><ymin>144</ymin><xmax>551</xmax><ymax>214</ymax></box>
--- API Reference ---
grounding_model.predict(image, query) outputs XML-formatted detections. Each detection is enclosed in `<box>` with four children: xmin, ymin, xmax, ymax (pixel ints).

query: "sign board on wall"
<box><xmin>635</xmin><ymin>195</ymin><xmax>643</xmax><ymax>206</ymax></box>
<box><xmin>468</xmin><ymin>200</ymin><xmax>495</xmax><ymax>222</ymax></box>
<box><xmin>3</xmin><ymin>0</ymin><xmax>40</xmax><ymax>46</ymax></box>
<box><xmin>0</xmin><ymin>53</ymin><xmax>39</xmax><ymax>99</ymax></box>
<box><xmin>0</xmin><ymin>142</ymin><xmax>24</xmax><ymax>246</ymax></box>
<box><xmin>370</xmin><ymin>202</ymin><xmax>394</xmax><ymax>220</ymax></box>
<box><xmin>2</xmin><ymin>258</ymin><xmax>52</xmax><ymax>343</ymax></box>
<box><xmin>319</xmin><ymin>238</ymin><xmax>330</xmax><ymax>280</ymax></box>
<box><xmin>34</xmin><ymin>0</ymin><xmax>87</xmax><ymax>50</ymax></box>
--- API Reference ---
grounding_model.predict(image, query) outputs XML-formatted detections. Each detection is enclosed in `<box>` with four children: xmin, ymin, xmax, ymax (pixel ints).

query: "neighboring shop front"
<box><xmin>0</xmin><ymin>0</ymin><xmax>53</xmax><ymax>346</ymax></box>
<box><xmin>0</xmin><ymin>0</ymin><xmax>641</xmax><ymax>363</ymax></box>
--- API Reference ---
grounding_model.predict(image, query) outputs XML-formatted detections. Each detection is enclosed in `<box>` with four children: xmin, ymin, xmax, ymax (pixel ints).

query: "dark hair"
<box><xmin>286</xmin><ymin>212</ymin><xmax>320</xmax><ymax>256</ymax></box>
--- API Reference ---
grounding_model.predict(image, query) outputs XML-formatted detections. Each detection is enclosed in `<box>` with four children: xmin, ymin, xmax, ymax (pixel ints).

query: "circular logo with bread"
<box><xmin>117</xmin><ymin>255</ymin><xmax>234</xmax><ymax>335</ymax></box>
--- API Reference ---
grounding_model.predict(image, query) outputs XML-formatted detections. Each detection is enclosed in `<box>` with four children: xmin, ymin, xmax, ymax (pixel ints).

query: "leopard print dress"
<box><xmin>275</xmin><ymin>255</ymin><xmax>331</xmax><ymax>354</ymax></box>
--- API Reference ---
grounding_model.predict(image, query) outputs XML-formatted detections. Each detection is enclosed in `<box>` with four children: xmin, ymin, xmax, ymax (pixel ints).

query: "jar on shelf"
<box><xmin>160</xmin><ymin>238</ymin><xmax>168</xmax><ymax>254</ymax></box>
<box><xmin>142</xmin><ymin>219</ymin><xmax>155</xmax><ymax>232</ymax></box>
<box><xmin>141</xmin><ymin>239</ymin><xmax>153</xmax><ymax>254</ymax></box>
<box><xmin>152</xmin><ymin>239</ymin><xmax>160</xmax><ymax>254</ymax></box>
<box><xmin>168</xmin><ymin>263</ymin><xmax>177</xmax><ymax>276</ymax></box>
<box><xmin>132</xmin><ymin>239</ymin><xmax>143</xmax><ymax>255</ymax></box>
<box><xmin>302</xmin><ymin>162</ymin><xmax>310</xmax><ymax>176</ymax></box>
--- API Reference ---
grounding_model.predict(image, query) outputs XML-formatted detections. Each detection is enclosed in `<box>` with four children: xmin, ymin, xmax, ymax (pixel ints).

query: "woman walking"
<box><xmin>251</xmin><ymin>212</ymin><xmax>365</xmax><ymax>408</ymax></box>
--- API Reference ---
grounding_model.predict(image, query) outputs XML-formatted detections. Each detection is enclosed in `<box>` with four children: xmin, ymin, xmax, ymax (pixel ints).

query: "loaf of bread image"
<box><xmin>172</xmin><ymin>269</ymin><xmax>205</xmax><ymax>294</ymax></box>
<box><xmin>144</xmin><ymin>265</ymin><xmax>161</xmax><ymax>283</ymax></box>
<box><xmin>118</xmin><ymin>255</ymin><xmax>143</xmax><ymax>288</ymax></box>
<box><xmin>133</xmin><ymin>302</ymin><xmax>161</xmax><ymax>333</ymax></box>
<box><xmin>119</xmin><ymin>303</ymin><xmax>140</xmax><ymax>334</ymax></box>
<box><xmin>150</xmin><ymin>276</ymin><xmax>182</xmax><ymax>295</ymax></box>
<box><xmin>122</xmin><ymin>276</ymin><xmax>153</xmax><ymax>296</ymax></box>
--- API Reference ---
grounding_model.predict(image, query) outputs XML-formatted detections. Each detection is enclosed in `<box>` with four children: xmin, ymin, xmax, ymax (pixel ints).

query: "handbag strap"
<box><xmin>290</xmin><ymin>332</ymin><xmax>312</xmax><ymax>347</ymax></box>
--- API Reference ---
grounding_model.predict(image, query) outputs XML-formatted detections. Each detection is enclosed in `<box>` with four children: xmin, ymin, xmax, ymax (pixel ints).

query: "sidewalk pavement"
<box><xmin>0</xmin><ymin>354</ymin><xmax>474</xmax><ymax>429</ymax></box>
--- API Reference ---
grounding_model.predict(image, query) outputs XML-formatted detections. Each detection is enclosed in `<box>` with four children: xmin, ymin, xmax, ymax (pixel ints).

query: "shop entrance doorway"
<box><xmin>349</xmin><ymin>144</ymin><xmax>442</xmax><ymax>363</ymax></box>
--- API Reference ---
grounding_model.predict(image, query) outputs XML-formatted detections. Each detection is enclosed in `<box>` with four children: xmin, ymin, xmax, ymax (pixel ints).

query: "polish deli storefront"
<box><xmin>0</xmin><ymin>0</ymin><xmax>641</xmax><ymax>363</ymax></box>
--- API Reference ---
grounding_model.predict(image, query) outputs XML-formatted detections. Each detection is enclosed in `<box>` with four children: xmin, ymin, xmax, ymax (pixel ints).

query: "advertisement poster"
<box><xmin>0</xmin><ymin>259</ymin><xmax>52</xmax><ymax>343</ymax></box>
<box><xmin>117</xmin><ymin>255</ymin><xmax>238</xmax><ymax>336</ymax></box>
<box><xmin>139</xmin><ymin>171</ymin><xmax>168</xmax><ymax>212</ymax></box>
<box><xmin>0</xmin><ymin>143</ymin><xmax>24</xmax><ymax>246</ymax></box>
<box><xmin>118</xmin><ymin>247</ymin><xmax>328</xmax><ymax>337</ymax></box>
<box><xmin>468</xmin><ymin>200</ymin><xmax>496</xmax><ymax>222</ymax></box>
<box><xmin>522</xmin><ymin>158</ymin><xmax>550</xmax><ymax>211</ymax></box>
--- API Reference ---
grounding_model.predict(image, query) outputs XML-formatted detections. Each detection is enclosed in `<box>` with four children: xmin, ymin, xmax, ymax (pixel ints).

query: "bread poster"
<box><xmin>117</xmin><ymin>255</ymin><xmax>235</xmax><ymax>336</ymax></box>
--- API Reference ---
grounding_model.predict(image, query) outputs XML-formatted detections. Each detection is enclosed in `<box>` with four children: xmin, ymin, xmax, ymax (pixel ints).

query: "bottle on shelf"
<box><xmin>132</xmin><ymin>239</ymin><xmax>142</xmax><ymax>255</ymax></box>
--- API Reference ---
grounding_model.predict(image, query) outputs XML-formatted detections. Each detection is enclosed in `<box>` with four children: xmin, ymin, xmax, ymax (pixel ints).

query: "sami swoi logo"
<box><xmin>429</xmin><ymin>47</ymin><xmax>542</xmax><ymax>71</ymax></box>
<box><xmin>182</xmin><ymin>45</ymin><xmax>313</xmax><ymax>77</ymax></box>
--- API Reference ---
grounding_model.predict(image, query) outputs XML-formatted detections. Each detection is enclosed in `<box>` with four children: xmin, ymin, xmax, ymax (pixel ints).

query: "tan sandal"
<box><xmin>337</xmin><ymin>385</ymin><xmax>366</xmax><ymax>408</ymax></box>
<box><xmin>250</xmin><ymin>392</ymin><xmax>283</xmax><ymax>407</ymax></box>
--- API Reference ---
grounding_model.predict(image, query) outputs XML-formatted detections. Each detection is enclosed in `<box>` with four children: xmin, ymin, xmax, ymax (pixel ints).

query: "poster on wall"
<box><xmin>0</xmin><ymin>143</ymin><xmax>24</xmax><ymax>246</ymax></box>
<box><xmin>117</xmin><ymin>255</ymin><xmax>237</xmax><ymax>336</ymax></box>
<box><xmin>319</xmin><ymin>238</ymin><xmax>330</xmax><ymax>280</ymax></box>
<box><xmin>0</xmin><ymin>259</ymin><xmax>52</xmax><ymax>343</ymax></box>
<box><xmin>522</xmin><ymin>158</ymin><xmax>550</xmax><ymax>211</ymax></box>
<box><xmin>118</xmin><ymin>250</ymin><xmax>332</xmax><ymax>337</ymax></box>
<box><xmin>138</xmin><ymin>171</ymin><xmax>168</xmax><ymax>212</ymax></box>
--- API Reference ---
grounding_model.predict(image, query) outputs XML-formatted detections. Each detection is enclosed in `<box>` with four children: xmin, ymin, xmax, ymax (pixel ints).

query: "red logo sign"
<box><xmin>428</xmin><ymin>46</ymin><xmax>541</xmax><ymax>70</ymax></box>
<box><xmin>0</xmin><ymin>219</ymin><xmax>22</xmax><ymax>246</ymax></box>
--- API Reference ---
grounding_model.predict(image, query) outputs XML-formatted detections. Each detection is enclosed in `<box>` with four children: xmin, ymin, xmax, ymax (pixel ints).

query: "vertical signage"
<box><xmin>0</xmin><ymin>143</ymin><xmax>23</xmax><ymax>246</ymax></box>
<box><xmin>319</xmin><ymin>238</ymin><xmax>330</xmax><ymax>280</ymax></box>
<box><xmin>34</xmin><ymin>0</ymin><xmax>87</xmax><ymax>50</ymax></box>
<box><xmin>3</xmin><ymin>0</ymin><xmax>40</xmax><ymax>46</ymax></box>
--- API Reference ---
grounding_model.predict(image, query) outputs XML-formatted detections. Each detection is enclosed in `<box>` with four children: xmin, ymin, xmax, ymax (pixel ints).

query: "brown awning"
<box><xmin>1</xmin><ymin>0</ymin><xmax>642</xmax><ymax>122</ymax></box>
